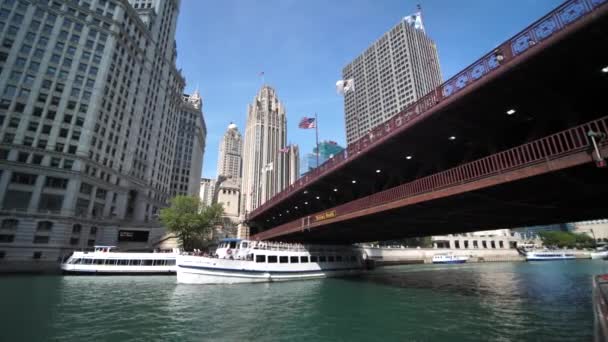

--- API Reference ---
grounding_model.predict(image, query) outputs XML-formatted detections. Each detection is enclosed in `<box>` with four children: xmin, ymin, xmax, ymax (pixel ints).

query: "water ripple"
<box><xmin>0</xmin><ymin>261</ymin><xmax>602</xmax><ymax>341</ymax></box>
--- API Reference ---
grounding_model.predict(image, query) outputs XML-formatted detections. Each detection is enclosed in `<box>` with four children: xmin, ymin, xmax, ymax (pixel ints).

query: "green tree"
<box><xmin>159</xmin><ymin>196</ymin><xmax>224</xmax><ymax>251</ymax></box>
<box><xmin>538</xmin><ymin>231</ymin><xmax>595</xmax><ymax>249</ymax></box>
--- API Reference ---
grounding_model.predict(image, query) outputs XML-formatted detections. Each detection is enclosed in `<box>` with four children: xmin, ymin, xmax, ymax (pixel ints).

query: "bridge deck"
<box><xmin>248</xmin><ymin>0</ymin><xmax>608</xmax><ymax>242</ymax></box>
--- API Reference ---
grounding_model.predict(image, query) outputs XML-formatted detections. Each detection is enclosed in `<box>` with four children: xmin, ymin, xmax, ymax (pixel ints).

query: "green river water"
<box><xmin>0</xmin><ymin>260</ymin><xmax>604</xmax><ymax>341</ymax></box>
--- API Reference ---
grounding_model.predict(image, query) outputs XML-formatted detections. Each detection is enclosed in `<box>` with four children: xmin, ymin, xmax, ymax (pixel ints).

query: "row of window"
<box><xmin>1</xmin><ymin>220</ymin><xmax>97</xmax><ymax>234</ymax></box>
<box><xmin>0</xmin><ymin>251</ymin><xmax>43</xmax><ymax>259</ymax></box>
<box><xmin>68</xmin><ymin>258</ymin><xmax>176</xmax><ymax>266</ymax></box>
<box><xmin>254</xmin><ymin>255</ymin><xmax>358</xmax><ymax>264</ymax></box>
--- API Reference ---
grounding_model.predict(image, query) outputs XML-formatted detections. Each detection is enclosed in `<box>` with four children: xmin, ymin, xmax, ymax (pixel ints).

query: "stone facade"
<box><xmin>0</xmin><ymin>0</ymin><xmax>194</xmax><ymax>268</ymax></box>
<box><xmin>171</xmin><ymin>91</ymin><xmax>206</xmax><ymax>197</ymax></box>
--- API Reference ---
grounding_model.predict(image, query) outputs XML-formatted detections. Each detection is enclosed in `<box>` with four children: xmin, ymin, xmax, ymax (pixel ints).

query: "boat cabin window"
<box><xmin>310</xmin><ymin>255</ymin><xmax>318</xmax><ymax>262</ymax></box>
<box><xmin>131</xmin><ymin>260</ymin><xmax>141</xmax><ymax>266</ymax></box>
<box><xmin>319</xmin><ymin>256</ymin><xmax>327</xmax><ymax>262</ymax></box>
<box><xmin>142</xmin><ymin>260</ymin><xmax>153</xmax><ymax>266</ymax></box>
<box><xmin>241</xmin><ymin>242</ymin><xmax>248</xmax><ymax>248</ymax></box>
<box><xmin>279</xmin><ymin>256</ymin><xmax>288</xmax><ymax>263</ymax></box>
<box><xmin>255</xmin><ymin>255</ymin><xmax>266</xmax><ymax>263</ymax></box>
<box><xmin>165</xmin><ymin>260</ymin><xmax>176</xmax><ymax>266</ymax></box>
<box><xmin>105</xmin><ymin>259</ymin><xmax>117</xmax><ymax>265</ymax></box>
<box><xmin>336</xmin><ymin>256</ymin><xmax>343</xmax><ymax>262</ymax></box>
<box><xmin>153</xmin><ymin>260</ymin><xmax>165</xmax><ymax>266</ymax></box>
<box><xmin>71</xmin><ymin>258</ymin><xmax>82</xmax><ymax>264</ymax></box>
<box><xmin>300</xmin><ymin>256</ymin><xmax>309</xmax><ymax>263</ymax></box>
<box><xmin>84</xmin><ymin>258</ymin><xmax>93</xmax><ymax>264</ymax></box>
<box><xmin>229</xmin><ymin>241</ymin><xmax>237</xmax><ymax>249</ymax></box>
<box><xmin>328</xmin><ymin>256</ymin><xmax>335</xmax><ymax>262</ymax></box>
<box><xmin>94</xmin><ymin>259</ymin><xmax>104</xmax><ymax>265</ymax></box>
<box><xmin>290</xmin><ymin>256</ymin><xmax>298</xmax><ymax>263</ymax></box>
<box><xmin>268</xmin><ymin>256</ymin><xmax>277</xmax><ymax>263</ymax></box>
<box><xmin>118</xmin><ymin>260</ymin><xmax>128</xmax><ymax>265</ymax></box>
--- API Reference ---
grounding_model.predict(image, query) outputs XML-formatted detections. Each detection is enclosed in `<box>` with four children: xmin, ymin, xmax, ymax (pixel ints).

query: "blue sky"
<box><xmin>175</xmin><ymin>0</ymin><xmax>564</xmax><ymax>179</ymax></box>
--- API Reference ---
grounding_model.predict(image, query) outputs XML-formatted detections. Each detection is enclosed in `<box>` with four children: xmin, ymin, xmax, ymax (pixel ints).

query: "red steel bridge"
<box><xmin>247</xmin><ymin>0</ymin><xmax>608</xmax><ymax>243</ymax></box>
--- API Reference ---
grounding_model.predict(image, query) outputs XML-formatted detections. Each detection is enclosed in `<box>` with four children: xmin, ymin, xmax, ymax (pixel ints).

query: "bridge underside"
<box><xmin>248</xmin><ymin>1</ymin><xmax>608</xmax><ymax>243</ymax></box>
<box><xmin>268</xmin><ymin>152</ymin><xmax>607</xmax><ymax>244</ymax></box>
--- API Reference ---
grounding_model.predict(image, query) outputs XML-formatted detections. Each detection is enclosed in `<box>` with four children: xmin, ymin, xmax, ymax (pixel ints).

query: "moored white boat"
<box><xmin>176</xmin><ymin>239</ymin><xmax>365</xmax><ymax>284</ymax></box>
<box><xmin>591</xmin><ymin>247</ymin><xmax>608</xmax><ymax>260</ymax></box>
<box><xmin>61</xmin><ymin>246</ymin><xmax>178</xmax><ymax>274</ymax></box>
<box><xmin>525</xmin><ymin>250</ymin><xmax>576</xmax><ymax>261</ymax></box>
<box><xmin>432</xmin><ymin>253</ymin><xmax>468</xmax><ymax>264</ymax></box>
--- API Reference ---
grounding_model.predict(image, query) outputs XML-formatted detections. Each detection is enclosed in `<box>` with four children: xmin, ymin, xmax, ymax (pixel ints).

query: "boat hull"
<box><xmin>177</xmin><ymin>265</ymin><xmax>361</xmax><ymax>284</ymax></box>
<box><xmin>176</xmin><ymin>255</ymin><xmax>363</xmax><ymax>284</ymax></box>
<box><xmin>432</xmin><ymin>260</ymin><xmax>467</xmax><ymax>264</ymax></box>
<box><xmin>591</xmin><ymin>251</ymin><xmax>608</xmax><ymax>260</ymax></box>
<box><xmin>61</xmin><ymin>265</ymin><xmax>175</xmax><ymax>275</ymax></box>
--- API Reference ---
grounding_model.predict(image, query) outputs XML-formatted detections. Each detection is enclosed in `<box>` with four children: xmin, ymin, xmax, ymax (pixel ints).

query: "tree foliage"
<box><xmin>538</xmin><ymin>231</ymin><xmax>595</xmax><ymax>249</ymax></box>
<box><xmin>159</xmin><ymin>196</ymin><xmax>224</xmax><ymax>250</ymax></box>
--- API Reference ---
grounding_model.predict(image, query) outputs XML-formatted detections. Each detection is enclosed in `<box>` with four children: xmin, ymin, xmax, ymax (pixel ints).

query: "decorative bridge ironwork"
<box><xmin>254</xmin><ymin>116</ymin><xmax>608</xmax><ymax>241</ymax></box>
<box><xmin>248</xmin><ymin>0</ymin><xmax>608</xmax><ymax>221</ymax></box>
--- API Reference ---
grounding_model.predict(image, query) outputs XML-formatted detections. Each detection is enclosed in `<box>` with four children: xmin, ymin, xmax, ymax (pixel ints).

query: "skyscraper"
<box><xmin>240</xmin><ymin>86</ymin><xmax>298</xmax><ymax>237</ymax></box>
<box><xmin>0</xmin><ymin>0</ymin><xmax>194</xmax><ymax>267</ymax></box>
<box><xmin>171</xmin><ymin>91</ymin><xmax>206</xmax><ymax>197</ymax></box>
<box><xmin>342</xmin><ymin>12</ymin><xmax>442</xmax><ymax>144</ymax></box>
<box><xmin>300</xmin><ymin>141</ymin><xmax>344</xmax><ymax>176</ymax></box>
<box><xmin>216</xmin><ymin>122</ymin><xmax>242</xmax><ymax>181</ymax></box>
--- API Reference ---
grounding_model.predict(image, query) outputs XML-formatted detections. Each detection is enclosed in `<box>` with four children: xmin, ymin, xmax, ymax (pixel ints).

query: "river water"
<box><xmin>1</xmin><ymin>260</ymin><xmax>604</xmax><ymax>341</ymax></box>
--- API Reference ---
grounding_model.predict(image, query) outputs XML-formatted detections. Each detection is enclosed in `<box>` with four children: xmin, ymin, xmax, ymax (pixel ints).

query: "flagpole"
<box><xmin>315</xmin><ymin>112</ymin><xmax>319</xmax><ymax>168</ymax></box>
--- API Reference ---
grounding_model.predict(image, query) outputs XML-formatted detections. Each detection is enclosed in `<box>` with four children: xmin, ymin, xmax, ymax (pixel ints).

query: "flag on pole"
<box><xmin>298</xmin><ymin>117</ymin><xmax>316</xmax><ymax>129</ymax></box>
<box><xmin>336</xmin><ymin>79</ymin><xmax>355</xmax><ymax>95</ymax></box>
<box><xmin>404</xmin><ymin>11</ymin><xmax>424</xmax><ymax>32</ymax></box>
<box><xmin>278</xmin><ymin>146</ymin><xmax>290</xmax><ymax>153</ymax></box>
<box><xmin>259</xmin><ymin>71</ymin><xmax>265</xmax><ymax>77</ymax></box>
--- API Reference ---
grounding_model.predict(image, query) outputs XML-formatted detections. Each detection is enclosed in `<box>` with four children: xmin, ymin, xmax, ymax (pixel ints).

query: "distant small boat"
<box><xmin>591</xmin><ymin>248</ymin><xmax>608</xmax><ymax>260</ymax></box>
<box><xmin>525</xmin><ymin>250</ymin><xmax>576</xmax><ymax>261</ymax></box>
<box><xmin>432</xmin><ymin>254</ymin><xmax>468</xmax><ymax>264</ymax></box>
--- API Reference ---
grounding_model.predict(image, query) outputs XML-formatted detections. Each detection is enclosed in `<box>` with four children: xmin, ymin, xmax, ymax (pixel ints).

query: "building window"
<box><xmin>87</xmin><ymin>239</ymin><xmax>95</xmax><ymax>247</ymax></box>
<box><xmin>0</xmin><ymin>251</ymin><xmax>5</xmax><ymax>258</ymax></box>
<box><xmin>0</xmin><ymin>234</ymin><xmax>15</xmax><ymax>243</ymax></box>
<box><xmin>11</xmin><ymin>172</ymin><xmax>37</xmax><ymax>185</ymax></box>
<box><xmin>37</xmin><ymin>221</ymin><xmax>53</xmax><ymax>232</ymax></box>
<box><xmin>33</xmin><ymin>251</ymin><xmax>42</xmax><ymax>259</ymax></box>
<box><xmin>90</xmin><ymin>226</ymin><xmax>97</xmax><ymax>235</ymax></box>
<box><xmin>1</xmin><ymin>219</ymin><xmax>18</xmax><ymax>230</ymax></box>
<box><xmin>33</xmin><ymin>235</ymin><xmax>49</xmax><ymax>244</ymax></box>
<box><xmin>45</xmin><ymin>177</ymin><xmax>68</xmax><ymax>189</ymax></box>
<box><xmin>72</xmin><ymin>224</ymin><xmax>81</xmax><ymax>234</ymax></box>
<box><xmin>70</xmin><ymin>238</ymin><xmax>79</xmax><ymax>245</ymax></box>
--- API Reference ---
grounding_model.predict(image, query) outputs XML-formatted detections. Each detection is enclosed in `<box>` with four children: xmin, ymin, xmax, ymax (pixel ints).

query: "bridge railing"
<box><xmin>249</xmin><ymin>0</ymin><xmax>607</xmax><ymax>220</ymax></box>
<box><xmin>254</xmin><ymin>115</ymin><xmax>608</xmax><ymax>240</ymax></box>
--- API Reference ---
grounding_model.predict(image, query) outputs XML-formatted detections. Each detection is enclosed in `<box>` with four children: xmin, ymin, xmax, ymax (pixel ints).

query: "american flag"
<box><xmin>278</xmin><ymin>146</ymin><xmax>290</xmax><ymax>153</ymax></box>
<box><xmin>298</xmin><ymin>117</ymin><xmax>316</xmax><ymax>129</ymax></box>
<box><xmin>259</xmin><ymin>71</ymin><xmax>264</xmax><ymax>76</ymax></box>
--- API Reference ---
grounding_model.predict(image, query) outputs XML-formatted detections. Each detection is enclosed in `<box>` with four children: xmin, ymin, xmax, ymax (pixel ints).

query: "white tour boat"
<box><xmin>432</xmin><ymin>253</ymin><xmax>469</xmax><ymax>264</ymax></box>
<box><xmin>525</xmin><ymin>250</ymin><xmax>576</xmax><ymax>261</ymax></box>
<box><xmin>61</xmin><ymin>246</ymin><xmax>178</xmax><ymax>275</ymax></box>
<box><xmin>176</xmin><ymin>238</ymin><xmax>365</xmax><ymax>284</ymax></box>
<box><xmin>591</xmin><ymin>247</ymin><xmax>608</xmax><ymax>260</ymax></box>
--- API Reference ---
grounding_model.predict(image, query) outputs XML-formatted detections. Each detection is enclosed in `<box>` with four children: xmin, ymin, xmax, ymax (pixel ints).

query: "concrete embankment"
<box><xmin>359</xmin><ymin>247</ymin><xmax>590</xmax><ymax>266</ymax></box>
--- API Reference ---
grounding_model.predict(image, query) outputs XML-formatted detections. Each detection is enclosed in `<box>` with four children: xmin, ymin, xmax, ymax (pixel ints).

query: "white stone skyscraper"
<box><xmin>216</xmin><ymin>123</ymin><xmax>242</xmax><ymax>181</ymax></box>
<box><xmin>342</xmin><ymin>12</ymin><xmax>442</xmax><ymax>144</ymax></box>
<box><xmin>240</xmin><ymin>86</ymin><xmax>298</xmax><ymax>238</ymax></box>
<box><xmin>0</xmin><ymin>0</ymin><xmax>195</xmax><ymax>268</ymax></box>
<box><xmin>171</xmin><ymin>91</ymin><xmax>206</xmax><ymax>197</ymax></box>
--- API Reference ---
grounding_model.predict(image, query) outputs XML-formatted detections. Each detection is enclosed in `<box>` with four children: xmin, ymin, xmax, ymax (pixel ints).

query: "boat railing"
<box><xmin>248</xmin><ymin>241</ymin><xmax>353</xmax><ymax>253</ymax></box>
